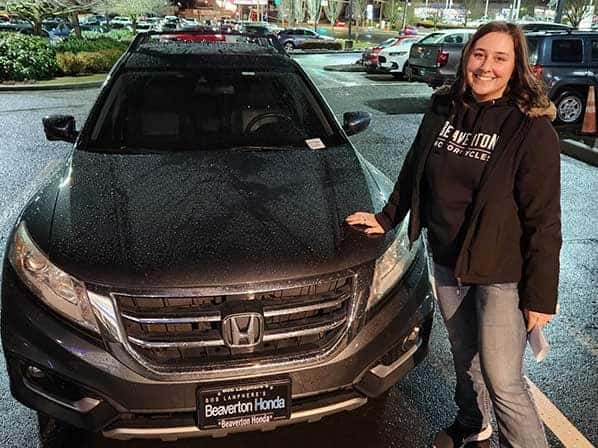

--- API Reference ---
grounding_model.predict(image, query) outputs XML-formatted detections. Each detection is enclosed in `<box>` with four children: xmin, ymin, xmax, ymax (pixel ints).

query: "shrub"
<box><xmin>82</xmin><ymin>29</ymin><xmax>134</xmax><ymax>43</ymax></box>
<box><xmin>55</xmin><ymin>36</ymin><xmax>129</xmax><ymax>53</ymax></box>
<box><xmin>56</xmin><ymin>49</ymin><xmax>123</xmax><ymax>75</ymax></box>
<box><xmin>0</xmin><ymin>32</ymin><xmax>59</xmax><ymax>81</ymax></box>
<box><xmin>301</xmin><ymin>40</ymin><xmax>343</xmax><ymax>50</ymax></box>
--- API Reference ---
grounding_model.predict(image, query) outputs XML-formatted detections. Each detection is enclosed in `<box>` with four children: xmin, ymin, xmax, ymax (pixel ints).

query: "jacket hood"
<box><xmin>527</xmin><ymin>102</ymin><xmax>556</xmax><ymax>121</ymax></box>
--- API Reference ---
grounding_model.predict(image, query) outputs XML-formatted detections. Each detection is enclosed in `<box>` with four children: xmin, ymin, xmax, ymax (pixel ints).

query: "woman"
<box><xmin>346</xmin><ymin>22</ymin><xmax>561</xmax><ymax>448</ymax></box>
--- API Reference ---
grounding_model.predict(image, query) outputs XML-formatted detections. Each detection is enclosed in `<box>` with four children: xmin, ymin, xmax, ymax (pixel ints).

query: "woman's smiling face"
<box><xmin>466</xmin><ymin>32</ymin><xmax>516</xmax><ymax>102</ymax></box>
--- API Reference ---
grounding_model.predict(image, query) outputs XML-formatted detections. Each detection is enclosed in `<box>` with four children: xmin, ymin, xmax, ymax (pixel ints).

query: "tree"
<box><xmin>351</xmin><ymin>0</ymin><xmax>364</xmax><ymax>27</ymax></box>
<box><xmin>7</xmin><ymin>0</ymin><xmax>62</xmax><ymax>35</ymax></box>
<box><xmin>105</xmin><ymin>0</ymin><xmax>167</xmax><ymax>32</ymax></box>
<box><xmin>305</xmin><ymin>0</ymin><xmax>319</xmax><ymax>25</ymax></box>
<box><xmin>58</xmin><ymin>0</ymin><xmax>100</xmax><ymax>38</ymax></box>
<box><xmin>383</xmin><ymin>0</ymin><xmax>401</xmax><ymax>29</ymax></box>
<box><xmin>278</xmin><ymin>0</ymin><xmax>293</xmax><ymax>26</ymax></box>
<box><xmin>323</xmin><ymin>0</ymin><xmax>343</xmax><ymax>34</ymax></box>
<box><xmin>6</xmin><ymin>0</ymin><xmax>99</xmax><ymax>36</ymax></box>
<box><xmin>287</xmin><ymin>0</ymin><xmax>303</xmax><ymax>24</ymax></box>
<box><xmin>562</xmin><ymin>0</ymin><xmax>590</xmax><ymax>28</ymax></box>
<box><xmin>461</xmin><ymin>0</ymin><xmax>484</xmax><ymax>25</ymax></box>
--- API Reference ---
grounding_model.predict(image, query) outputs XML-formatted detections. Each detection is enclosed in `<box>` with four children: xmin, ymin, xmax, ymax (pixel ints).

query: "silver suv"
<box><xmin>408</xmin><ymin>29</ymin><xmax>476</xmax><ymax>87</ymax></box>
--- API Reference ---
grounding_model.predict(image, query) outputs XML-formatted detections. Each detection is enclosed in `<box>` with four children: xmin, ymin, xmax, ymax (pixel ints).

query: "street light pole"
<box><xmin>348</xmin><ymin>0</ymin><xmax>353</xmax><ymax>40</ymax></box>
<box><xmin>401</xmin><ymin>0</ymin><xmax>408</xmax><ymax>30</ymax></box>
<box><xmin>555</xmin><ymin>0</ymin><xmax>564</xmax><ymax>23</ymax></box>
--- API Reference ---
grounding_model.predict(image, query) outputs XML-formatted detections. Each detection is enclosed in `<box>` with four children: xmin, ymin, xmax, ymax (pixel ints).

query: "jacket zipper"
<box><xmin>453</xmin><ymin>117</ymin><xmax>532</xmax><ymax>280</ymax></box>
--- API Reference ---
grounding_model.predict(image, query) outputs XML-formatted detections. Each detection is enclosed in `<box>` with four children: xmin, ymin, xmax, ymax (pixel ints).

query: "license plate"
<box><xmin>197</xmin><ymin>378</ymin><xmax>291</xmax><ymax>430</ymax></box>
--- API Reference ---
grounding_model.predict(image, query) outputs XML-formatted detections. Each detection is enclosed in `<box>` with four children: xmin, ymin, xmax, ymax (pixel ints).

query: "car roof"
<box><xmin>123</xmin><ymin>31</ymin><xmax>291</xmax><ymax>70</ymax></box>
<box><xmin>525</xmin><ymin>30</ymin><xmax>596</xmax><ymax>37</ymax></box>
<box><xmin>281</xmin><ymin>27</ymin><xmax>315</xmax><ymax>32</ymax></box>
<box><xmin>427</xmin><ymin>28</ymin><xmax>476</xmax><ymax>34</ymax></box>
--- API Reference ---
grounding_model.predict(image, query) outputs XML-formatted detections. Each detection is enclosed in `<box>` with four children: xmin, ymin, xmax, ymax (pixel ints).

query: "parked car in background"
<box><xmin>408</xmin><ymin>28</ymin><xmax>475</xmax><ymax>87</ymax></box>
<box><xmin>2</xmin><ymin>29</ymin><xmax>434</xmax><ymax>444</ymax></box>
<box><xmin>526</xmin><ymin>30</ymin><xmax>598</xmax><ymax>124</ymax></box>
<box><xmin>181</xmin><ymin>17</ymin><xmax>200</xmax><ymax>27</ymax></box>
<box><xmin>219</xmin><ymin>18</ymin><xmax>240</xmax><ymax>32</ymax></box>
<box><xmin>42</xmin><ymin>20</ymin><xmax>71</xmax><ymax>39</ymax></box>
<box><xmin>277</xmin><ymin>27</ymin><xmax>334</xmax><ymax>51</ymax></box>
<box><xmin>109</xmin><ymin>16</ymin><xmax>132</xmax><ymax>28</ymax></box>
<box><xmin>518</xmin><ymin>21</ymin><xmax>573</xmax><ymax>32</ymax></box>
<box><xmin>376</xmin><ymin>37</ymin><xmax>419</xmax><ymax>79</ymax></box>
<box><xmin>400</xmin><ymin>25</ymin><xmax>418</xmax><ymax>36</ymax></box>
<box><xmin>0</xmin><ymin>18</ymin><xmax>30</xmax><ymax>33</ymax></box>
<box><xmin>0</xmin><ymin>18</ymin><xmax>50</xmax><ymax>37</ymax></box>
<box><xmin>362</xmin><ymin>36</ymin><xmax>414</xmax><ymax>73</ymax></box>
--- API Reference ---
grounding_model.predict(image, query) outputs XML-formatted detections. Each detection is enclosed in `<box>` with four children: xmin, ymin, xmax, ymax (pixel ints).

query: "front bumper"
<box><xmin>2</xmin><ymin>252</ymin><xmax>434</xmax><ymax>440</ymax></box>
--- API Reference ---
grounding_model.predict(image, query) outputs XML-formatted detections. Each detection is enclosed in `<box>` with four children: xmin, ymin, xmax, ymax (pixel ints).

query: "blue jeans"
<box><xmin>433</xmin><ymin>263</ymin><xmax>548</xmax><ymax>448</ymax></box>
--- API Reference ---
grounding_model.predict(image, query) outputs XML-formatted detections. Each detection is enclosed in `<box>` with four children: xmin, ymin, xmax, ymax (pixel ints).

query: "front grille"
<box><xmin>114</xmin><ymin>276</ymin><xmax>354</xmax><ymax>369</ymax></box>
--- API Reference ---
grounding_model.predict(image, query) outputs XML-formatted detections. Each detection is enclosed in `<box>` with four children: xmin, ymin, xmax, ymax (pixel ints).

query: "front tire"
<box><xmin>283</xmin><ymin>42</ymin><xmax>295</xmax><ymax>52</ymax></box>
<box><xmin>555</xmin><ymin>90</ymin><xmax>585</xmax><ymax>124</ymax></box>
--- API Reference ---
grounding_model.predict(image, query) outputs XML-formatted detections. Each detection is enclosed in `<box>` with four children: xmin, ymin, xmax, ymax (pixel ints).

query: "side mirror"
<box><xmin>42</xmin><ymin>115</ymin><xmax>78</xmax><ymax>143</ymax></box>
<box><xmin>343</xmin><ymin>111</ymin><xmax>371</xmax><ymax>136</ymax></box>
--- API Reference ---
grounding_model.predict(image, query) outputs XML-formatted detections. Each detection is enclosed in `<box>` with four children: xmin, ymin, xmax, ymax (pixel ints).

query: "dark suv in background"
<box><xmin>1</xmin><ymin>30</ymin><xmax>434</xmax><ymax>446</ymax></box>
<box><xmin>527</xmin><ymin>31</ymin><xmax>598</xmax><ymax>124</ymax></box>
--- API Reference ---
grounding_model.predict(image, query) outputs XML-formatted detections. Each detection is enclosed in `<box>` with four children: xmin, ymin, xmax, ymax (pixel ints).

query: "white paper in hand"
<box><xmin>528</xmin><ymin>326</ymin><xmax>550</xmax><ymax>362</ymax></box>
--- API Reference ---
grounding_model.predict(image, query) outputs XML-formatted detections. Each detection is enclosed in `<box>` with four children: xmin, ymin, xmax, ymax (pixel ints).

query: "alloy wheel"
<box><xmin>557</xmin><ymin>95</ymin><xmax>583</xmax><ymax>123</ymax></box>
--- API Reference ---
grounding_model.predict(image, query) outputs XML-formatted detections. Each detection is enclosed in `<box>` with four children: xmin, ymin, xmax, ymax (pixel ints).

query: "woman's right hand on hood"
<box><xmin>345</xmin><ymin>212</ymin><xmax>385</xmax><ymax>235</ymax></box>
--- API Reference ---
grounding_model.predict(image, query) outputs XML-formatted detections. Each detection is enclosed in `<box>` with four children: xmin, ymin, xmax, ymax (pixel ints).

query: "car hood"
<box><xmin>42</xmin><ymin>145</ymin><xmax>393</xmax><ymax>288</ymax></box>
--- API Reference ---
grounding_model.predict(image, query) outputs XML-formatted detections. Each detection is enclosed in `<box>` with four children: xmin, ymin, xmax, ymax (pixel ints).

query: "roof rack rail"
<box><xmin>128</xmin><ymin>29</ymin><xmax>288</xmax><ymax>56</ymax></box>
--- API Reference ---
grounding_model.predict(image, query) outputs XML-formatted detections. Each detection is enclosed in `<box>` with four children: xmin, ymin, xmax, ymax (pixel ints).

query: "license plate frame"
<box><xmin>197</xmin><ymin>377</ymin><xmax>292</xmax><ymax>430</ymax></box>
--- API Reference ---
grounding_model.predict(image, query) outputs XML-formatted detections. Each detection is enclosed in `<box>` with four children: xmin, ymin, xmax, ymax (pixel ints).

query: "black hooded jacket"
<box><xmin>376</xmin><ymin>90</ymin><xmax>562</xmax><ymax>314</ymax></box>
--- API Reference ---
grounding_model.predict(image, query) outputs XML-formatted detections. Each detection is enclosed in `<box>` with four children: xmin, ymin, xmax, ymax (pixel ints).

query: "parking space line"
<box><xmin>526</xmin><ymin>378</ymin><xmax>594</xmax><ymax>447</ymax></box>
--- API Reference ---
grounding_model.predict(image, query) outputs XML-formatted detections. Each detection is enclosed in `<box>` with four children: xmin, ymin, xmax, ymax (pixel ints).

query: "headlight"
<box><xmin>8</xmin><ymin>221</ymin><xmax>99</xmax><ymax>334</ymax></box>
<box><xmin>366</xmin><ymin>215</ymin><xmax>419</xmax><ymax>311</ymax></box>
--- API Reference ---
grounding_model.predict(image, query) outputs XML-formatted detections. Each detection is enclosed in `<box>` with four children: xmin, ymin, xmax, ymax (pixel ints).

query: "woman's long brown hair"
<box><xmin>449</xmin><ymin>21</ymin><xmax>550</xmax><ymax>113</ymax></box>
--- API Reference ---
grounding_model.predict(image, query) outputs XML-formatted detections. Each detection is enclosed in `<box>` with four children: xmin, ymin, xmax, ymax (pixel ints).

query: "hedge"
<box><xmin>81</xmin><ymin>29</ymin><xmax>135</xmax><ymax>43</ymax></box>
<box><xmin>56</xmin><ymin>49</ymin><xmax>124</xmax><ymax>75</ymax></box>
<box><xmin>55</xmin><ymin>36</ymin><xmax>129</xmax><ymax>54</ymax></box>
<box><xmin>0</xmin><ymin>32</ymin><xmax>59</xmax><ymax>81</ymax></box>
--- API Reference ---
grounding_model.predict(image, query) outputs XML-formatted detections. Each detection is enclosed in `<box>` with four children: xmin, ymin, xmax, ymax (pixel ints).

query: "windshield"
<box><xmin>89</xmin><ymin>69</ymin><xmax>338</xmax><ymax>152</ymax></box>
<box><xmin>419</xmin><ymin>33</ymin><xmax>447</xmax><ymax>44</ymax></box>
<box><xmin>379</xmin><ymin>37</ymin><xmax>397</xmax><ymax>48</ymax></box>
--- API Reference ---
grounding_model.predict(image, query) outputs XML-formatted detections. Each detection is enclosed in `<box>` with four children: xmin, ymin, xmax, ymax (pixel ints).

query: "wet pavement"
<box><xmin>0</xmin><ymin>54</ymin><xmax>595</xmax><ymax>447</ymax></box>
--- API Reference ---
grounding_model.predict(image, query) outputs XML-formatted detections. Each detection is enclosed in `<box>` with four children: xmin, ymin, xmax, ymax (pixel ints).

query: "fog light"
<box><xmin>26</xmin><ymin>365</ymin><xmax>46</xmax><ymax>379</ymax></box>
<box><xmin>401</xmin><ymin>326</ymin><xmax>420</xmax><ymax>352</ymax></box>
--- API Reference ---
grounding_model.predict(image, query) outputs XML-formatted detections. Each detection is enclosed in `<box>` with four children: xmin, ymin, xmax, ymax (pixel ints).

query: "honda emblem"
<box><xmin>221</xmin><ymin>313</ymin><xmax>264</xmax><ymax>348</ymax></box>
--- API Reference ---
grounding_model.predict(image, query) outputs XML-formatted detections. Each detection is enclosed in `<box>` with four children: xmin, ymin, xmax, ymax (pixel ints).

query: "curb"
<box><xmin>324</xmin><ymin>64</ymin><xmax>366</xmax><ymax>72</ymax></box>
<box><xmin>560</xmin><ymin>138</ymin><xmax>598</xmax><ymax>167</ymax></box>
<box><xmin>0</xmin><ymin>79</ymin><xmax>105</xmax><ymax>92</ymax></box>
<box><xmin>291</xmin><ymin>49</ymin><xmax>363</xmax><ymax>56</ymax></box>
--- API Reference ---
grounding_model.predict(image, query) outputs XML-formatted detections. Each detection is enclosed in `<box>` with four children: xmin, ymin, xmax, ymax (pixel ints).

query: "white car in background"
<box><xmin>376</xmin><ymin>37</ymin><xmax>419</xmax><ymax>79</ymax></box>
<box><xmin>110</xmin><ymin>16</ymin><xmax>132</xmax><ymax>28</ymax></box>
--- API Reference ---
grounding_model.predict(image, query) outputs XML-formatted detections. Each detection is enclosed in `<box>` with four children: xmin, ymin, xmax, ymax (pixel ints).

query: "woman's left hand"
<box><xmin>524</xmin><ymin>309</ymin><xmax>555</xmax><ymax>332</ymax></box>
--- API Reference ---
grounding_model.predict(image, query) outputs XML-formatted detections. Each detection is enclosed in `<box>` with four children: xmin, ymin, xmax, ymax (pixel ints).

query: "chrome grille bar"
<box><xmin>263</xmin><ymin>293</ymin><xmax>350</xmax><ymax>318</ymax></box>
<box><xmin>263</xmin><ymin>315</ymin><xmax>347</xmax><ymax>341</ymax></box>
<box><xmin>121</xmin><ymin>312</ymin><xmax>221</xmax><ymax>325</ymax></box>
<box><xmin>114</xmin><ymin>274</ymin><xmax>355</xmax><ymax>369</ymax></box>
<box><xmin>128</xmin><ymin>335</ymin><xmax>225</xmax><ymax>349</ymax></box>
